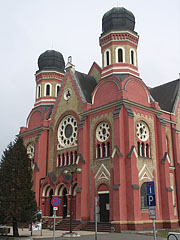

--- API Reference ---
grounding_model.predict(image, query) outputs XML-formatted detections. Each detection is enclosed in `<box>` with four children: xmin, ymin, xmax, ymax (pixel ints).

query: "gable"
<box><xmin>123</xmin><ymin>78</ymin><xmax>150</xmax><ymax>105</ymax></box>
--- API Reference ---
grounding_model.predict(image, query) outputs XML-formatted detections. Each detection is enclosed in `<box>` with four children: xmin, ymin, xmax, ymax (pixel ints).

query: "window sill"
<box><xmin>138</xmin><ymin>156</ymin><xmax>152</xmax><ymax>160</ymax></box>
<box><xmin>95</xmin><ymin>157</ymin><xmax>111</xmax><ymax>161</ymax></box>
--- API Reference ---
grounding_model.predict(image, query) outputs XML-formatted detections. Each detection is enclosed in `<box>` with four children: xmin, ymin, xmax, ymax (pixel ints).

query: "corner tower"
<box><xmin>35</xmin><ymin>50</ymin><xmax>65</xmax><ymax>107</ymax></box>
<box><xmin>100</xmin><ymin>7</ymin><xmax>139</xmax><ymax>78</ymax></box>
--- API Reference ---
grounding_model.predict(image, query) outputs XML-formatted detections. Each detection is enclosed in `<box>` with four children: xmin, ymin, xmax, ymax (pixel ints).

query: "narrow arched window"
<box><xmin>58</xmin><ymin>154</ymin><xmax>61</xmax><ymax>166</ymax></box>
<box><xmin>102</xmin><ymin>143</ymin><xmax>106</xmax><ymax>157</ymax></box>
<box><xmin>66</xmin><ymin>152</ymin><xmax>69</xmax><ymax>165</ymax></box>
<box><xmin>106</xmin><ymin>51</ymin><xmax>110</xmax><ymax>66</ymax></box>
<box><xmin>140</xmin><ymin>183</ymin><xmax>148</xmax><ymax>209</ymax></box>
<box><xmin>141</xmin><ymin>142</ymin><xmax>145</xmax><ymax>157</ymax></box>
<box><xmin>146</xmin><ymin>144</ymin><xmax>149</xmax><ymax>158</ymax></box>
<box><xmin>131</xmin><ymin>50</ymin><xmax>134</xmax><ymax>65</ymax></box>
<box><xmin>107</xmin><ymin>142</ymin><xmax>110</xmax><ymax>157</ymax></box>
<box><xmin>56</xmin><ymin>85</ymin><xmax>60</xmax><ymax>97</ymax></box>
<box><xmin>70</xmin><ymin>152</ymin><xmax>73</xmax><ymax>164</ymax></box>
<box><xmin>38</xmin><ymin>85</ymin><xmax>41</xmax><ymax>98</ymax></box>
<box><xmin>118</xmin><ymin>49</ymin><xmax>123</xmax><ymax>62</ymax></box>
<box><xmin>46</xmin><ymin>84</ymin><xmax>50</xmax><ymax>96</ymax></box>
<box><xmin>137</xmin><ymin>142</ymin><xmax>140</xmax><ymax>156</ymax></box>
<box><xmin>62</xmin><ymin>153</ymin><xmax>65</xmax><ymax>166</ymax></box>
<box><xmin>75</xmin><ymin>151</ymin><xmax>77</xmax><ymax>162</ymax></box>
<box><xmin>97</xmin><ymin>144</ymin><xmax>101</xmax><ymax>158</ymax></box>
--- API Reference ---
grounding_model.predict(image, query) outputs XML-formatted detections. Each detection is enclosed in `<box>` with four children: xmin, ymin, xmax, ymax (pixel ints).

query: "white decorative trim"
<box><xmin>36</xmin><ymin>84</ymin><xmax>41</xmax><ymax>99</ymax></box>
<box><xmin>44</xmin><ymin>82</ymin><xmax>52</xmax><ymax>96</ymax></box>
<box><xmin>96</xmin><ymin>122</ymin><xmax>110</xmax><ymax>142</ymax></box>
<box><xmin>94</xmin><ymin>164</ymin><xmax>110</xmax><ymax>179</ymax></box>
<box><xmin>129</xmin><ymin>48</ymin><xmax>137</xmax><ymax>66</ymax></box>
<box><xmin>115</xmin><ymin>47</ymin><xmax>125</xmax><ymax>63</ymax></box>
<box><xmin>98</xmin><ymin>171</ymin><xmax>109</xmax><ymax>181</ymax></box>
<box><xmin>139</xmin><ymin>164</ymin><xmax>153</xmax><ymax>181</ymax></box>
<box><xmin>98</xmin><ymin>191</ymin><xmax>109</xmax><ymax>194</ymax></box>
<box><xmin>102</xmin><ymin>65</ymin><xmax>139</xmax><ymax>74</ymax></box>
<box><xmin>56</xmin><ymin>84</ymin><xmax>61</xmax><ymax>97</ymax></box>
<box><xmin>104</xmin><ymin>49</ymin><xmax>111</xmax><ymax>67</ymax></box>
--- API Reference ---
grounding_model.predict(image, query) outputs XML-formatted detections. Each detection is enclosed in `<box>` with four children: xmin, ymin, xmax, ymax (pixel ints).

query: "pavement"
<box><xmin>5</xmin><ymin>227</ymin><xmax>167</xmax><ymax>240</ymax></box>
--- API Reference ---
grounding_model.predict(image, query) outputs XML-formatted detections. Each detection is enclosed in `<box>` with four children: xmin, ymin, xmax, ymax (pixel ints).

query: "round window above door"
<box><xmin>58</xmin><ymin>115</ymin><xmax>78</xmax><ymax>148</ymax></box>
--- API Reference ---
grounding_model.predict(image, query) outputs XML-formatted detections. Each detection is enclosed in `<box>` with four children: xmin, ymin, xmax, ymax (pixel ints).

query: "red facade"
<box><xmin>20</xmin><ymin>7</ymin><xmax>180</xmax><ymax>231</ymax></box>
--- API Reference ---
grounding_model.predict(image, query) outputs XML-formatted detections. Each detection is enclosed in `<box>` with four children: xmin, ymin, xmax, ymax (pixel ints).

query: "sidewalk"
<box><xmin>6</xmin><ymin>227</ymin><xmax>166</xmax><ymax>240</ymax></box>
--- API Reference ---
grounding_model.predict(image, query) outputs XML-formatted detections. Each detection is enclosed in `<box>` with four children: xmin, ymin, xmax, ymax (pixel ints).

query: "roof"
<box><xmin>149</xmin><ymin>79</ymin><xmax>180</xmax><ymax>112</ymax></box>
<box><xmin>74</xmin><ymin>71</ymin><xmax>97</xmax><ymax>103</ymax></box>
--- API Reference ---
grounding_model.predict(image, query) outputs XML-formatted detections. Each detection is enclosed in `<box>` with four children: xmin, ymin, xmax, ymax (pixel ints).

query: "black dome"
<box><xmin>38</xmin><ymin>50</ymin><xmax>65</xmax><ymax>73</ymax></box>
<box><xmin>102</xmin><ymin>7</ymin><xmax>135</xmax><ymax>34</ymax></box>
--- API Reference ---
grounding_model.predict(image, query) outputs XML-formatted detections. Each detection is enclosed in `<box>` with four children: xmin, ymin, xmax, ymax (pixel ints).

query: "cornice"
<box><xmin>80</xmin><ymin>99</ymin><xmax>176</xmax><ymax>124</ymax></box>
<box><xmin>19</xmin><ymin>126</ymin><xmax>49</xmax><ymax>137</ymax></box>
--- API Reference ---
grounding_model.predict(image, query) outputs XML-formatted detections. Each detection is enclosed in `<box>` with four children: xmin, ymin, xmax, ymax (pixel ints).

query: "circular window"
<box><xmin>58</xmin><ymin>115</ymin><xmax>78</xmax><ymax>147</ymax></box>
<box><xmin>136</xmin><ymin>121</ymin><xmax>149</xmax><ymax>141</ymax></box>
<box><xmin>96</xmin><ymin>122</ymin><xmax>110</xmax><ymax>142</ymax></box>
<box><xmin>27</xmin><ymin>143</ymin><xmax>35</xmax><ymax>159</ymax></box>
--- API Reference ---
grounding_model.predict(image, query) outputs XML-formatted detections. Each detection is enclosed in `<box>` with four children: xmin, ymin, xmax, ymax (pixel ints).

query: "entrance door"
<box><xmin>49</xmin><ymin>189</ymin><xmax>53</xmax><ymax>216</ymax></box>
<box><xmin>99</xmin><ymin>194</ymin><xmax>109</xmax><ymax>222</ymax></box>
<box><xmin>63</xmin><ymin>188</ymin><xmax>67</xmax><ymax>219</ymax></box>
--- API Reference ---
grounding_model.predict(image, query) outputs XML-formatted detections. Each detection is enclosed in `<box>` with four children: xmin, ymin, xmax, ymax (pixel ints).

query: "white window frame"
<box><xmin>116</xmin><ymin>47</ymin><xmax>125</xmax><ymax>63</ymax></box>
<box><xmin>104</xmin><ymin>49</ymin><xmax>111</xmax><ymax>67</ymax></box>
<box><xmin>130</xmin><ymin>48</ymin><xmax>136</xmax><ymax>66</ymax></box>
<box><xmin>36</xmin><ymin>84</ymin><xmax>41</xmax><ymax>99</ymax></box>
<box><xmin>56</xmin><ymin>84</ymin><xmax>61</xmax><ymax>97</ymax></box>
<box><xmin>44</xmin><ymin>83</ymin><xmax>52</xmax><ymax>96</ymax></box>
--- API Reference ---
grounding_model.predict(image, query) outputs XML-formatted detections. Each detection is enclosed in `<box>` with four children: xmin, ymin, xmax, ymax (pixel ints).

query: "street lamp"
<box><xmin>63</xmin><ymin>167</ymin><xmax>82</xmax><ymax>237</ymax></box>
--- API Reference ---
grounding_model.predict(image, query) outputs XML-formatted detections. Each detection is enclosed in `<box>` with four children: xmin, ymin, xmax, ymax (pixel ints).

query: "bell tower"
<box><xmin>100</xmin><ymin>7</ymin><xmax>139</xmax><ymax>78</ymax></box>
<box><xmin>34</xmin><ymin>50</ymin><xmax>65</xmax><ymax>107</ymax></box>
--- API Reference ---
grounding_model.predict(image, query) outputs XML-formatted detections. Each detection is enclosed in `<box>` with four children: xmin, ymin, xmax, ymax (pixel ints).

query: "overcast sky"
<box><xmin>0</xmin><ymin>0</ymin><xmax>179</xmax><ymax>157</ymax></box>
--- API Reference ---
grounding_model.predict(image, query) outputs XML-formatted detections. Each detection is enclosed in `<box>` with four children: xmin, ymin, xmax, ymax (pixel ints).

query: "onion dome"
<box><xmin>102</xmin><ymin>7</ymin><xmax>135</xmax><ymax>34</ymax></box>
<box><xmin>38</xmin><ymin>50</ymin><xmax>65</xmax><ymax>73</ymax></box>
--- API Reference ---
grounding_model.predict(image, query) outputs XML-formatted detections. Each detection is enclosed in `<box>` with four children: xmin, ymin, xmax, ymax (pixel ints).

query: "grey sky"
<box><xmin>0</xmin><ymin>0</ymin><xmax>179</xmax><ymax>157</ymax></box>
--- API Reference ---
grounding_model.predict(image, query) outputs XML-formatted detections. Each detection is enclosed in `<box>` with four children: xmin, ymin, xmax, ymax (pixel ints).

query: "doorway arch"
<box><xmin>98</xmin><ymin>184</ymin><xmax>109</xmax><ymax>222</ymax></box>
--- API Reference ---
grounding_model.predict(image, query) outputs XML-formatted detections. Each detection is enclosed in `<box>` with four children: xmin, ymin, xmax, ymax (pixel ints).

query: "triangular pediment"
<box><xmin>139</xmin><ymin>164</ymin><xmax>153</xmax><ymax>181</ymax></box>
<box><xmin>94</xmin><ymin>164</ymin><xmax>110</xmax><ymax>180</ymax></box>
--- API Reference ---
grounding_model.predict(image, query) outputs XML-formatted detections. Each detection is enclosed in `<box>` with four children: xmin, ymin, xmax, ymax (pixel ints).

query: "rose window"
<box><xmin>136</xmin><ymin>121</ymin><xmax>149</xmax><ymax>141</ymax></box>
<box><xmin>58</xmin><ymin>115</ymin><xmax>78</xmax><ymax>148</ymax></box>
<box><xmin>96</xmin><ymin>122</ymin><xmax>110</xmax><ymax>142</ymax></box>
<box><xmin>27</xmin><ymin>143</ymin><xmax>35</xmax><ymax>159</ymax></box>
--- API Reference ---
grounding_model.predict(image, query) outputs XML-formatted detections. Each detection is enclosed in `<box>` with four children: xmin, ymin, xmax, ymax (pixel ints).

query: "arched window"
<box><xmin>58</xmin><ymin>154</ymin><xmax>61</xmax><ymax>166</ymax></box>
<box><xmin>131</xmin><ymin>50</ymin><xmax>134</xmax><ymax>65</ymax></box>
<box><xmin>118</xmin><ymin>48</ymin><xmax>123</xmax><ymax>62</ymax></box>
<box><xmin>97</xmin><ymin>144</ymin><xmax>101</xmax><ymax>158</ymax></box>
<box><xmin>37</xmin><ymin>85</ymin><xmax>41</xmax><ymax>98</ymax></box>
<box><xmin>102</xmin><ymin>143</ymin><xmax>106</xmax><ymax>157</ymax></box>
<box><xmin>140</xmin><ymin>183</ymin><xmax>148</xmax><ymax>209</ymax></box>
<box><xmin>70</xmin><ymin>152</ymin><xmax>73</xmax><ymax>164</ymax></box>
<box><xmin>46</xmin><ymin>84</ymin><xmax>50</xmax><ymax>96</ymax></box>
<box><xmin>56</xmin><ymin>84</ymin><xmax>61</xmax><ymax>97</ymax></box>
<box><xmin>136</xmin><ymin>121</ymin><xmax>150</xmax><ymax>158</ymax></box>
<box><xmin>106</xmin><ymin>51</ymin><xmax>110</xmax><ymax>66</ymax></box>
<box><xmin>75</xmin><ymin>151</ymin><xmax>77</xmax><ymax>162</ymax></box>
<box><xmin>146</xmin><ymin>144</ymin><xmax>149</xmax><ymax>158</ymax></box>
<box><xmin>141</xmin><ymin>142</ymin><xmax>145</xmax><ymax>157</ymax></box>
<box><xmin>107</xmin><ymin>142</ymin><xmax>110</xmax><ymax>157</ymax></box>
<box><xmin>104</xmin><ymin>49</ymin><xmax>111</xmax><ymax>67</ymax></box>
<box><xmin>66</xmin><ymin>152</ymin><xmax>69</xmax><ymax>165</ymax></box>
<box><xmin>137</xmin><ymin>142</ymin><xmax>140</xmax><ymax>156</ymax></box>
<box><xmin>62</xmin><ymin>153</ymin><xmax>65</xmax><ymax>166</ymax></box>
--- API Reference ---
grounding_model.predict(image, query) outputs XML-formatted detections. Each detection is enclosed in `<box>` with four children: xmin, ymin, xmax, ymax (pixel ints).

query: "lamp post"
<box><xmin>63</xmin><ymin>167</ymin><xmax>82</xmax><ymax>236</ymax></box>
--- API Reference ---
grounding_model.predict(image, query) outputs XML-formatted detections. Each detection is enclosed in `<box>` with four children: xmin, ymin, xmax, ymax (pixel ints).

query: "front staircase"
<box><xmin>42</xmin><ymin>218</ymin><xmax>114</xmax><ymax>232</ymax></box>
<box><xmin>83</xmin><ymin>221</ymin><xmax>114</xmax><ymax>232</ymax></box>
<box><xmin>55</xmin><ymin>219</ymin><xmax>82</xmax><ymax>231</ymax></box>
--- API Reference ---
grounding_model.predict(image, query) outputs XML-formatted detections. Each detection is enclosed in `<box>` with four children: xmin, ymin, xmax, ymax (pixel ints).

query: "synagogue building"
<box><xmin>20</xmin><ymin>7</ymin><xmax>180</xmax><ymax>231</ymax></box>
